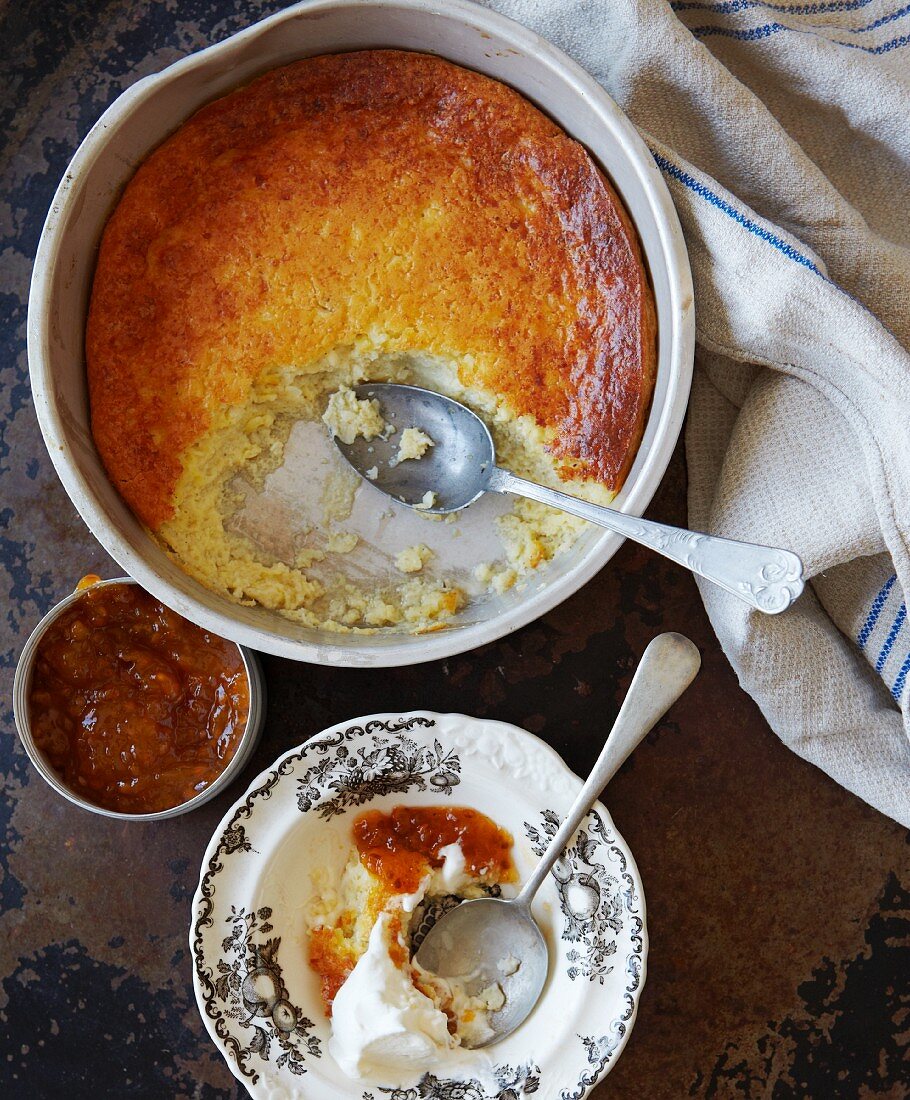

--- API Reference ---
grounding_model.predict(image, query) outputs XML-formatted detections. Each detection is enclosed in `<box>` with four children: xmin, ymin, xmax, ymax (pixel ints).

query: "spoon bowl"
<box><xmin>336</xmin><ymin>383</ymin><xmax>493</xmax><ymax>513</ymax></box>
<box><xmin>414</xmin><ymin>896</ymin><xmax>548</xmax><ymax>1045</ymax></box>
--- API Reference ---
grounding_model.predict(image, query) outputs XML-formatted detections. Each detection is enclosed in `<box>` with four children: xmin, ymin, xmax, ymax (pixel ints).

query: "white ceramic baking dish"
<box><xmin>27</xmin><ymin>0</ymin><xmax>694</xmax><ymax>667</ymax></box>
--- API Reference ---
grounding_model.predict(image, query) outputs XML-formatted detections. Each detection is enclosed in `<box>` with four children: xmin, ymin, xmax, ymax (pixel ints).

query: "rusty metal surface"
<box><xmin>2</xmin><ymin>4</ymin><xmax>908</xmax><ymax>1097</ymax></box>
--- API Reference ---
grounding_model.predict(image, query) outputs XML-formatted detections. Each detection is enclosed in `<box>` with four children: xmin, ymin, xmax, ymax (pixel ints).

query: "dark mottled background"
<box><xmin>2</xmin><ymin>3</ymin><xmax>908</xmax><ymax>1097</ymax></box>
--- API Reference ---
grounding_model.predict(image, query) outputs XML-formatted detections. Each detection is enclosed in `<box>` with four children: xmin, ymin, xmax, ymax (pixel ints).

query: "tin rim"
<box><xmin>12</xmin><ymin>577</ymin><xmax>266</xmax><ymax>821</ymax></box>
<box><xmin>26</xmin><ymin>0</ymin><xmax>695</xmax><ymax>667</ymax></box>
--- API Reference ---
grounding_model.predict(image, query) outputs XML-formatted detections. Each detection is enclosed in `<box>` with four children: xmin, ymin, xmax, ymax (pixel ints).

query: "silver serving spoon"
<box><xmin>332</xmin><ymin>384</ymin><xmax>804</xmax><ymax>613</ymax></box>
<box><xmin>414</xmin><ymin>631</ymin><xmax>701</xmax><ymax>1047</ymax></box>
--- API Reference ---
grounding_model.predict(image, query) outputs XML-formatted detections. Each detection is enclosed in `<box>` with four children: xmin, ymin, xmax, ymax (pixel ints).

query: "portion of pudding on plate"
<box><xmin>87</xmin><ymin>50</ymin><xmax>656</xmax><ymax>633</ymax></box>
<box><xmin>306</xmin><ymin>805</ymin><xmax>517</xmax><ymax>1082</ymax></box>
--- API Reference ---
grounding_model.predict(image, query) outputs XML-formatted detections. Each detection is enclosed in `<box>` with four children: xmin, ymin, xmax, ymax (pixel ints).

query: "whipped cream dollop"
<box><xmin>398</xmin><ymin>840</ymin><xmax>470</xmax><ymax>912</ymax></box>
<box><xmin>328</xmin><ymin>912</ymin><xmax>456</xmax><ymax>1081</ymax></box>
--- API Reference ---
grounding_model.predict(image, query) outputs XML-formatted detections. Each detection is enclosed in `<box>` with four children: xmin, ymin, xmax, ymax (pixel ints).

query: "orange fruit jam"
<box><xmin>28</xmin><ymin>582</ymin><xmax>249</xmax><ymax>813</ymax></box>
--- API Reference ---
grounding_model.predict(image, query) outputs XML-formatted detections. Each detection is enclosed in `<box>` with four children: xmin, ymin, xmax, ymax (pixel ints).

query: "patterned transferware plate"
<box><xmin>190</xmin><ymin>712</ymin><xmax>647</xmax><ymax>1099</ymax></box>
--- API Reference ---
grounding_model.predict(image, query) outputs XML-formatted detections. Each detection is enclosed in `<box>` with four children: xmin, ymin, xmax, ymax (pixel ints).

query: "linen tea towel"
<box><xmin>485</xmin><ymin>0</ymin><xmax>910</xmax><ymax>827</ymax></box>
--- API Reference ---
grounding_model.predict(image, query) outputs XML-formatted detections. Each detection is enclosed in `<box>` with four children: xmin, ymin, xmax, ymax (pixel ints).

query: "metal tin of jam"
<box><xmin>12</xmin><ymin>576</ymin><xmax>266</xmax><ymax>821</ymax></box>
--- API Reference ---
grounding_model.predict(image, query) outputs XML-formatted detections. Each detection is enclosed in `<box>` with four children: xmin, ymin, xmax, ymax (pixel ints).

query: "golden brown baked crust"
<box><xmin>87</xmin><ymin>50</ymin><xmax>656</xmax><ymax>530</ymax></box>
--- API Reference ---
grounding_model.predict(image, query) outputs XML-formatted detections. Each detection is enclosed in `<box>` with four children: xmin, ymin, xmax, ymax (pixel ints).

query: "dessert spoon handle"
<box><xmin>515</xmin><ymin>632</ymin><xmax>700</xmax><ymax>908</ymax></box>
<box><xmin>488</xmin><ymin>467</ymin><xmax>804</xmax><ymax>614</ymax></box>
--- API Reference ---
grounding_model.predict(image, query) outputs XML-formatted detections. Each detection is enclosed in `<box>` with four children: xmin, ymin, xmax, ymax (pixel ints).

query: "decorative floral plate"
<box><xmin>190</xmin><ymin>712</ymin><xmax>647</xmax><ymax>1099</ymax></box>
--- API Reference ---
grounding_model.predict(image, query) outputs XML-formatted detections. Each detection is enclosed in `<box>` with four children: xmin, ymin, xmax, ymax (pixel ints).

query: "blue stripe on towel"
<box><xmin>858</xmin><ymin>574</ymin><xmax>897</xmax><ymax>648</ymax></box>
<box><xmin>690</xmin><ymin>21</ymin><xmax>789</xmax><ymax>39</ymax></box>
<box><xmin>893</xmin><ymin>651</ymin><xmax>910</xmax><ymax>700</ymax></box>
<box><xmin>671</xmin><ymin>0</ymin><xmax>877</xmax><ymax>14</ymax></box>
<box><xmin>848</xmin><ymin>4</ymin><xmax>910</xmax><ymax>33</ymax></box>
<box><xmin>688</xmin><ymin>19</ymin><xmax>910</xmax><ymax>49</ymax></box>
<box><xmin>863</xmin><ymin>30</ymin><xmax>910</xmax><ymax>50</ymax></box>
<box><xmin>651</xmin><ymin>153</ymin><xmax>824</xmax><ymax>273</ymax></box>
<box><xmin>876</xmin><ymin>603</ymin><xmax>906</xmax><ymax>673</ymax></box>
<box><xmin>650</xmin><ymin>154</ymin><xmax>906</xmax><ymax>346</ymax></box>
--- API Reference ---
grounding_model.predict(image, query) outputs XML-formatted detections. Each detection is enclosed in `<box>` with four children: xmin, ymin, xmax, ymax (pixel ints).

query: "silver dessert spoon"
<box><xmin>331</xmin><ymin>383</ymin><xmax>804</xmax><ymax>613</ymax></box>
<box><xmin>414</xmin><ymin>631</ymin><xmax>701</xmax><ymax>1047</ymax></box>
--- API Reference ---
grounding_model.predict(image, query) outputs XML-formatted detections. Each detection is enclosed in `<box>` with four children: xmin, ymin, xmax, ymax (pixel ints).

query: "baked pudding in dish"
<box><xmin>86</xmin><ymin>50</ymin><xmax>656</xmax><ymax>632</ymax></box>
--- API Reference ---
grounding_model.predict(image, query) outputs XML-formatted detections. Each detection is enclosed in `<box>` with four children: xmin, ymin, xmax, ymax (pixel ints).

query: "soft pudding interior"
<box><xmin>157</xmin><ymin>349</ymin><xmax>614</xmax><ymax>634</ymax></box>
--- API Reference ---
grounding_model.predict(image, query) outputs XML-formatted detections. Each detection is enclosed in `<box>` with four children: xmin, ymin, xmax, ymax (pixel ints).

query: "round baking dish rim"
<box><xmin>27</xmin><ymin>0</ymin><xmax>695</xmax><ymax>667</ymax></box>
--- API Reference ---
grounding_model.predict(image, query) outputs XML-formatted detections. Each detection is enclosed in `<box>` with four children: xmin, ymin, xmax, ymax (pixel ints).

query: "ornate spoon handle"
<box><xmin>515</xmin><ymin>632</ymin><xmax>700</xmax><ymax>908</ymax></box>
<box><xmin>488</xmin><ymin>468</ymin><xmax>805</xmax><ymax>614</ymax></box>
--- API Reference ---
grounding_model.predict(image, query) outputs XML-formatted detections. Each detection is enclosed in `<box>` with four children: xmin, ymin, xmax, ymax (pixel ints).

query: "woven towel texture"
<box><xmin>487</xmin><ymin>0</ymin><xmax>910</xmax><ymax>826</ymax></box>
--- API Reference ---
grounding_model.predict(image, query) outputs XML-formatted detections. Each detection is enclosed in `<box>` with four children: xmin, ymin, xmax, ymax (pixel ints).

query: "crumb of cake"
<box><xmin>323</xmin><ymin>386</ymin><xmax>388</xmax><ymax>445</ymax></box>
<box><xmin>327</xmin><ymin>532</ymin><xmax>359</xmax><ymax>554</ymax></box>
<box><xmin>490</xmin><ymin>567</ymin><xmax>518</xmax><ymax>595</ymax></box>
<box><xmin>474</xmin><ymin>561</ymin><xmax>517</xmax><ymax>596</ymax></box>
<box><xmin>391</xmin><ymin>427</ymin><xmax>434</xmax><ymax>465</ymax></box>
<box><xmin>398</xmin><ymin>579</ymin><xmax>462</xmax><ymax>622</ymax></box>
<box><xmin>414</xmin><ymin>491</ymin><xmax>437</xmax><ymax>511</ymax></box>
<box><xmin>395</xmin><ymin>545</ymin><xmax>433</xmax><ymax>574</ymax></box>
<box><xmin>365</xmin><ymin>466</ymin><xmax>379</xmax><ymax>480</ymax></box>
<box><xmin>322</xmin><ymin>464</ymin><xmax>361</xmax><ymax>526</ymax></box>
<box><xmin>479</xmin><ymin>982</ymin><xmax>505</xmax><ymax>1011</ymax></box>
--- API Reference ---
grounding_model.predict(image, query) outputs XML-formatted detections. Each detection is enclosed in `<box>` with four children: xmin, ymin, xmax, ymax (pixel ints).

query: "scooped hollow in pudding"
<box><xmin>306</xmin><ymin>805</ymin><xmax>517</xmax><ymax>1083</ymax></box>
<box><xmin>86</xmin><ymin>50</ymin><xmax>656</xmax><ymax>632</ymax></box>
